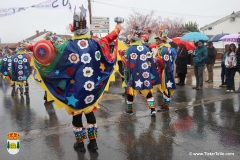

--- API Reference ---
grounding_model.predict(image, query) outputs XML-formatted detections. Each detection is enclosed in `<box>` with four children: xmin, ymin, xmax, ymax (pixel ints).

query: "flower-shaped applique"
<box><xmin>84</xmin><ymin>94</ymin><xmax>95</xmax><ymax>104</ymax></box>
<box><xmin>8</xmin><ymin>59</ymin><xmax>12</xmax><ymax>62</ymax></box>
<box><xmin>141</xmin><ymin>62</ymin><xmax>148</xmax><ymax>70</ymax></box>
<box><xmin>18</xmin><ymin>65</ymin><xmax>23</xmax><ymax>69</ymax></box>
<box><xmin>18</xmin><ymin>71</ymin><xmax>23</xmax><ymax>75</ymax></box>
<box><xmin>18</xmin><ymin>76</ymin><xmax>23</xmax><ymax>81</ymax></box>
<box><xmin>68</xmin><ymin>53</ymin><xmax>80</xmax><ymax>64</ymax></box>
<box><xmin>81</xmin><ymin>53</ymin><xmax>92</xmax><ymax>64</ymax></box>
<box><xmin>3</xmin><ymin>58</ymin><xmax>7</xmax><ymax>61</ymax></box>
<box><xmin>140</xmin><ymin>54</ymin><xmax>147</xmax><ymax>61</ymax></box>
<box><xmin>78</xmin><ymin>40</ymin><xmax>89</xmax><ymax>49</ymax></box>
<box><xmin>146</xmin><ymin>52</ymin><xmax>152</xmax><ymax>58</ymax></box>
<box><xmin>137</xmin><ymin>46</ymin><xmax>144</xmax><ymax>52</ymax></box>
<box><xmin>95</xmin><ymin>51</ymin><xmax>101</xmax><ymax>61</ymax></box>
<box><xmin>164</xmin><ymin>54</ymin><xmax>169</xmax><ymax>61</ymax></box>
<box><xmin>18</xmin><ymin>55</ymin><xmax>23</xmax><ymax>59</ymax></box>
<box><xmin>14</xmin><ymin>58</ymin><xmax>18</xmax><ymax>62</ymax></box>
<box><xmin>18</xmin><ymin>60</ymin><xmax>23</xmax><ymax>64</ymax></box>
<box><xmin>23</xmin><ymin>58</ymin><xmax>28</xmax><ymax>62</ymax></box>
<box><xmin>8</xmin><ymin>67</ymin><xmax>11</xmax><ymax>71</ymax></box>
<box><xmin>130</xmin><ymin>53</ymin><xmax>138</xmax><ymax>60</ymax></box>
<box><xmin>83</xmin><ymin>67</ymin><xmax>94</xmax><ymax>77</ymax></box>
<box><xmin>142</xmin><ymin>72</ymin><xmax>150</xmax><ymax>79</ymax></box>
<box><xmin>144</xmin><ymin>80</ymin><xmax>150</xmax><ymax>87</ymax></box>
<box><xmin>8</xmin><ymin>63</ymin><xmax>11</xmax><ymax>66</ymax></box>
<box><xmin>84</xmin><ymin>81</ymin><xmax>95</xmax><ymax>91</ymax></box>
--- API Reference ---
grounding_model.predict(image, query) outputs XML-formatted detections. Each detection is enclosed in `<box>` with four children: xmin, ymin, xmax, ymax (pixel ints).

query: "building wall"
<box><xmin>202</xmin><ymin>17</ymin><xmax>240</xmax><ymax>35</ymax></box>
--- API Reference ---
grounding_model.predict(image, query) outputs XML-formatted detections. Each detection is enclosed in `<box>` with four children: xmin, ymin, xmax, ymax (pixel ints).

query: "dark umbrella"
<box><xmin>208</xmin><ymin>33</ymin><xmax>229</xmax><ymax>42</ymax></box>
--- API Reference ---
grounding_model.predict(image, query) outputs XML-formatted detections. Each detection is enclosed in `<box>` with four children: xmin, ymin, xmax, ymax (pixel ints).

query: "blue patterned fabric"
<box><xmin>11</xmin><ymin>54</ymin><xmax>32</xmax><ymax>83</ymax></box>
<box><xmin>161</xmin><ymin>47</ymin><xmax>176</xmax><ymax>90</ymax></box>
<box><xmin>0</xmin><ymin>55</ymin><xmax>12</xmax><ymax>76</ymax></box>
<box><xmin>42</xmin><ymin>39</ymin><xmax>116</xmax><ymax>110</ymax></box>
<box><xmin>126</xmin><ymin>45</ymin><xmax>160</xmax><ymax>90</ymax></box>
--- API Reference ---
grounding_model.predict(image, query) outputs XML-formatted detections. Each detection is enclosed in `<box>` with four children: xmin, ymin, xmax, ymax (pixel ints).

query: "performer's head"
<box><xmin>67</xmin><ymin>5</ymin><xmax>88</xmax><ymax>35</ymax></box>
<box><xmin>129</xmin><ymin>26</ymin><xmax>143</xmax><ymax>43</ymax></box>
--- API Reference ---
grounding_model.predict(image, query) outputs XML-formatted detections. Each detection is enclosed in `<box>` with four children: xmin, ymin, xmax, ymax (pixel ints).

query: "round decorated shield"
<box><xmin>122</xmin><ymin>56</ymin><xmax>128</xmax><ymax>68</ymax></box>
<box><xmin>33</xmin><ymin>40</ymin><xmax>55</xmax><ymax>65</ymax></box>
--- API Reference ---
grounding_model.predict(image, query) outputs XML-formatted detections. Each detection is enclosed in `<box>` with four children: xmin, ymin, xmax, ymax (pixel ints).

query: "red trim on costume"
<box><xmin>28</xmin><ymin>45</ymin><xmax>34</xmax><ymax>52</ymax></box>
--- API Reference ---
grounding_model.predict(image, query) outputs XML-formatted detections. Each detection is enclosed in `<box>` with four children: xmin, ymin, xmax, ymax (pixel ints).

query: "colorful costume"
<box><xmin>122</xmin><ymin>26</ymin><xmax>161</xmax><ymax>117</ymax></box>
<box><xmin>26</xmin><ymin>5</ymin><xmax>121</xmax><ymax>152</ymax></box>
<box><xmin>0</xmin><ymin>54</ymin><xmax>13</xmax><ymax>79</ymax></box>
<box><xmin>155</xmin><ymin>36</ymin><xmax>176</xmax><ymax>112</ymax></box>
<box><xmin>10</xmin><ymin>47</ymin><xmax>32</xmax><ymax>96</ymax></box>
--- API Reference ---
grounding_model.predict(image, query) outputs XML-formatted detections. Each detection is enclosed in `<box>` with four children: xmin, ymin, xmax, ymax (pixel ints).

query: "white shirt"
<box><xmin>225</xmin><ymin>52</ymin><xmax>237</xmax><ymax>68</ymax></box>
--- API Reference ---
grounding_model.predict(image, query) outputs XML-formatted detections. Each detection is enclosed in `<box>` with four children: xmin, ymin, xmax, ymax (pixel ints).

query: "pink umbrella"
<box><xmin>220</xmin><ymin>34</ymin><xmax>240</xmax><ymax>42</ymax></box>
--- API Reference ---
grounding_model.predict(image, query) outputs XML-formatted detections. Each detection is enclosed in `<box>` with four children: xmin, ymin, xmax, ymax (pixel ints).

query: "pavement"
<box><xmin>0</xmin><ymin>67</ymin><xmax>240</xmax><ymax>160</ymax></box>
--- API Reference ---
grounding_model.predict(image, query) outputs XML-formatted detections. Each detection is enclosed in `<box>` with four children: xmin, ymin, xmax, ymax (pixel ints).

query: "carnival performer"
<box><xmin>0</xmin><ymin>46</ymin><xmax>13</xmax><ymax>79</ymax></box>
<box><xmin>22</xmin><ymin>5</ymin><xmax>122</xmax><ymax>152</ymax></box>
<box><xmin>10</xmin><ymin>45</ymin><xmax>32</xmax><ymax>96</ymax></box>
<box><xmin>155</xmin><ymin>36</ymin><xmax>176</xmax><ymax>112</ymax></box>
<box><xmin>121</xmin><ymin>26</ymin><xmax>161</xmax><ymax>117</ymax></box>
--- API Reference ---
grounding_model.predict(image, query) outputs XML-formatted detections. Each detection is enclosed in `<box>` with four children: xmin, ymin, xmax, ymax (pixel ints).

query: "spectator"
<box><xmin>235</xmin><ymin>37</ymin><xmax>240</xmax><ymax>92</ymax></box>
<box><xmin>205</xmin><ymin>41</ymin><xmax>217</xmax><ymax>83</ymax></box>
<box><xmin>175</xmin><ymin>44</ymin><xmax>188</xmax><ymax>86</ymax></box>
<box><xmin>225</xmin><ymin>43</ymin><xmax>237</xmax><ymax>92</ymax></box>
<box><xmin>192</xmin><ymin>41</ymin><xmax>208</xmax><ymax>90</ymax></box>
<box><xmin>219</xmin><ymin>44</ymin><xmax>229</xmax><ymax>87</ymax></box>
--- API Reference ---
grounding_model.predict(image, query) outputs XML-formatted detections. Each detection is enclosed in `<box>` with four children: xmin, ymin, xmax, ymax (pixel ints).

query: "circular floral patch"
<box><xmin>140</xmin><ymin>54</ymin><xmax>147</xmax><ymax>61</ymax></box>
<box><xmin>137</xmin><ymin>46</ymin><xmax>144</xmax><ymax>52</ymax></box>
<box><xmin>146</xmin><ymin>52</ymin><xmax>152</xmax><ymax>58</ymax></box>
<box><xmin>84</xmin><ymin>94</ymin><xmax>95</xmax><ymax>104</ymax></box>
<box><xmin>81</xmin><ymin>53</ymin><xmax>92</xmax><ymax>64</ymax></box>
<box><xmin>83</xmin><ymin>67</ymin><xmax>94</xmax><ymax>77</ymax></box>
<box><xmin>18</xmin><ymin>60</ymin><xmax>23</xmax><ymax>64</ymax></box>
<box><xmin>3</xmin><ymin>58</ymin><xmax>7</xmax><ymax>61</ymax></box>
<box><xmin>142</xmin><ymin>72</ymin><xmax>150</xmax><ymax>79</ymax></box>
<box><xmin>18</xmin><ymin>55</ymin><xmax>23</xmax><ymax>59</ymax></box>
<box><xmin>8</xmin><ymin>67</ymin><xmax>11</xmax><ymax>71</ymax></box>
<box><xmin>8</xmin><ymin>63</ymin><xmax>11</xmax><ymax>66</ymax></box>
<box><xmin>14</xmin><ymin>58</ymin><xmax>18</xmax><ymax>62</ymax></box>
<box><xmin>164</xmin><ymin>55</ymin><xmax>169</xmax><ymax>61</ymax></box>
<box><xmin>18</xmin><ymin>76</ymin><xmax>23</xmax><ymax>81</ymax></box>
<box><xmin>8</xmin><ymin>59</ymin><xmax>12</xmax><ymax>62</ymax></box>
<box><xmin>84</xmin><ymin>81</ymin><xmax>95</xmax><ymax>91</ymax></box>
<box><xmin>78</xmin><ymin>40</ymin><xmax>89</xmax><ymax>49</ymax></box>
<box><xmin>18</xmin><ymin>71</ymin><xmax>23</xmax><ymax>75</ymax></box>
<box><xmin>130</xmin><ymin>53</ymin><xmax>138</xmax><ymax>60</ymax></box>
<box><xmin>141</xmin><ymin>62</ymin><xmax>148</xmax><ymax>70</ymax></box>
<box><xmin>68</xmin><ymin>53</ymin><xmax>80</xmax><ymax>64</ymax></box>
<box><xmin>18</xmin><ymin>65</ymin><xmax>23</xmax><ymax>69</ymax></box>
<box><xmin>23</xmin><ymin>58</ymin><xmax>28</xmax><ymax>62</ymax></box>
<box><xmin>144</xmin><ymin>80</ymin><xmax>150</xmax><ymax>87</ymax></box>
<box><xmin>95</xmin><ymin>51</ymin><xmax>101</xmax><ymax>61</ymax></box>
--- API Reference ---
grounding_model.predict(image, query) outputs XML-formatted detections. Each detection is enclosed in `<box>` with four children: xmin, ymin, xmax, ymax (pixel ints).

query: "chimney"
<box><xmin>44</xmin><ymin>29</ymin><xmax>46</xmax><ymax>32</ymax></box>
<box><xmin>36</xmin><ymin>30</ymin><xmax>39</xmax><ymax>37</ymax></box>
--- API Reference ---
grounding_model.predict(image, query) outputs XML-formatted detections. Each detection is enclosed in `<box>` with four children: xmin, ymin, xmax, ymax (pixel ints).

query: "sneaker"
<box><xmin>151</xmin><ymin>110</ymin><xmax>156</xmax><ymax>117</ymax></box>
<box><xmin>230</xmin><ymin>90</ymin><xmax>234</xmax><ymax>92</ymax></box>
<box><xmin>197</xmin><ymin>87</ymin><xmax>202</xmax><ymax>90</ymax></box>
<box><xmin>74</xmin><ymin>142</ymin><xmax>86</xmax><ymax>152</ymax></box>
<box><xmin>208</xmin><ymin>80</ymin><xmax>213</xmax><ymax>83</ymax></box>
<box><xmin>205</xmin><ymin>80</ymin><xmax>209</xmax><ymax>82</ymax></box>
<box><xmin>192</xmin><ymin>86</ymin><xmax>198</xmax><ymax>89</ymax></box>
<box><xmin>219</xmin><ymin>84</ymin><xmax>223</xmax><ymax>87</ymax></box>
<box><xmin>226</xmin><ymin>90</ymin><xmax>230</xmax><ymax>92</ymax></box>
<box><xmin>124</xmin><ymin>110</ymin><xmax>133</xmax><ymax>115</ymax></box>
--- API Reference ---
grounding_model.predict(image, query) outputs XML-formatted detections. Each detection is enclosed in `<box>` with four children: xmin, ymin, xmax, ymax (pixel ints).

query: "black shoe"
<box><xmin>205</xmin><ymin>80</ymin><xmax>209</xmax><ymax>82</ymax></box>
<box><xmin>122</xmin><ymin>92</ymin><xmax>127</xmax><ymax>97</ymax></box>
<box><xmin>87</xmin><ymin>139</ymin><xmax>98</xmax><ymax>151</ymax></box>
<box><xmin>43</xmin><ymin>96</ymin><xmax>47</xmax><ymax>101</ymax></box>
<box><xmin>176</xmin><ymin>83</ymin><xmax>180</xmax><ymax>85</ymax></box>
<box><xmin>74</xmin><ymin>142</ymin><xmax>86</xmax><ymax>152</ymax></box>
<box><xmin>157</xmin><ymin>107</ymin><xmax>169</xmax><ymax>112</ymax></box>
<box><xmin>124</xmin><ymin>110</ymin><xmax>134</xmax><ymax>115</ymax></box>
<box><xmin>24</xmin><ymin>92</ymin><xmax>29</xmax><ymax>95</ymax></box>
<box><xmin>178</xmin><ymin>82</ymin><xmax>185</xmax><ymax>86</ymax></box>
<box><xmin>151</xmin><ymin>109</ymin><xmax>156</xmax><ymax>117</ymax></box>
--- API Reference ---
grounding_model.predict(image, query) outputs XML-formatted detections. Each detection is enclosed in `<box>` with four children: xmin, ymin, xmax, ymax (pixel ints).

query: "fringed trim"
<box><xmin>73</xmin><ymin>126</ymin><xmax>87</xmax><ymax>143</ymax></box>
<box><xmin>87</xmin><ymin>124</ymin><xmax>98</xmax><ymax>140</ymax></box>
<box><xmin>127</xmin><ymin>84</ymin><xmax>161</xmax><ymax>97</ymax></box>
<box><xmin>147</xmin><ymin>97</ymin><xmax>156</xmax><ymax>109</ymax></box>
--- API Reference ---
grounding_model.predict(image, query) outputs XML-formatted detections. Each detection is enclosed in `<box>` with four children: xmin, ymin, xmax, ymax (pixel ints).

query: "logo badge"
<box><xmin>7</xmin><ymin>132</ymin><xmax>20</xmax><ymax>155</ymax></box>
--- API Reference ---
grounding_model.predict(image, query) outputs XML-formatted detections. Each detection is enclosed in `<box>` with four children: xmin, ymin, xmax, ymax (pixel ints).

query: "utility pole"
<box><xmin>88</xmin><ymin>0</ymin><xmax>93</xmax><ymax>37</ymax></box>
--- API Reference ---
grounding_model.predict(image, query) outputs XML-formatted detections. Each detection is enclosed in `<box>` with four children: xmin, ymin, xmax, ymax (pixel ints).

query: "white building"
<box><xmin>200</xmin><ymin>11</ymin><xmax>240</xmax><ymax>49</ymax></box>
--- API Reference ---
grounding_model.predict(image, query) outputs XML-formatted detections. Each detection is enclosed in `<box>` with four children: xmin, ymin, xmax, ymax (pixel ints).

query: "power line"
<box><xmin>92</xmin><ymin>1</ymin><xmax>225</xmax><ymax>18</ymax></box>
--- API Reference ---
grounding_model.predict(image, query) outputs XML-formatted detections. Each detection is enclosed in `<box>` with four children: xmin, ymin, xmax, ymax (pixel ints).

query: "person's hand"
<box><xmin>22</xmin><ymin>42</ymin><xmax>30</xmax><ymax>50</ymax></box>
<box><xmin>115</xmin><ymin>23</ymin><xmax>122</xmax><ymax>31</ymax></box>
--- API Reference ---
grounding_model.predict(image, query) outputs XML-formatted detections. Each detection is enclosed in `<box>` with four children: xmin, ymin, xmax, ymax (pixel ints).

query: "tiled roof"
<box><xmin>25</xmin><ymin>31</ymin><xmax>49</xmax><ymax>40</ymax></box>
<box><xmin>0</xmin><ymin>43</ymin><xmax>18</xmax><ymax>49</ymax></box>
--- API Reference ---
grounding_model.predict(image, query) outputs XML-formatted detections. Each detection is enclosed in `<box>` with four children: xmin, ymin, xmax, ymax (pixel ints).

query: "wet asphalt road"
<box><xmin>1</xmin><ymin>68</ymin><xmax>240</xmax><ymax>160</ymax></box>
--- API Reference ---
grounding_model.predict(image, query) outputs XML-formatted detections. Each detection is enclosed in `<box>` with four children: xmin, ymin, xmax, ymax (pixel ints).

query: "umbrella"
<box><xmin>181</xmin><ymin>32</ymin><xmax>209</xmax><ymax>42</ymax></box>
<box><xmin>209</xmin><ymin>33</ymin><xmax>229</xmax><ymax>42</ymax></box>
<box><xmin>172</xmin><ymin>37</ymin><xmax>195</xmax><ymax>50</ymax></box>
<box><xmin>148</xmin><ymin>38</ymin><xmax>156</xmax><ymax>44</ymax></box>
<box><xmin>220</xmin><ymin>34</ymin><xmax>240</xmax><ymax>42</ymax></box>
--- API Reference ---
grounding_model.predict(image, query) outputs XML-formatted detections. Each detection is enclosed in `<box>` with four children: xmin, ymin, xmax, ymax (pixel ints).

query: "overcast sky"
<box><xmin>0</xmin><ymin>0</ymin><xmax>239</xmax><ymax>43</ymax></box>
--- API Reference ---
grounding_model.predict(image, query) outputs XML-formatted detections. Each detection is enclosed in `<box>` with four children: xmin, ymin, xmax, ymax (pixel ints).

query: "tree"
<box><xmin>184</xmin><ymin>21</ymin><xmax>200</xmax><ymax>32</ymax></box>
<box><xmin>121</xmin><ymin>11</ymin><xmax>185</xmax><ymax>38</ymax></box>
